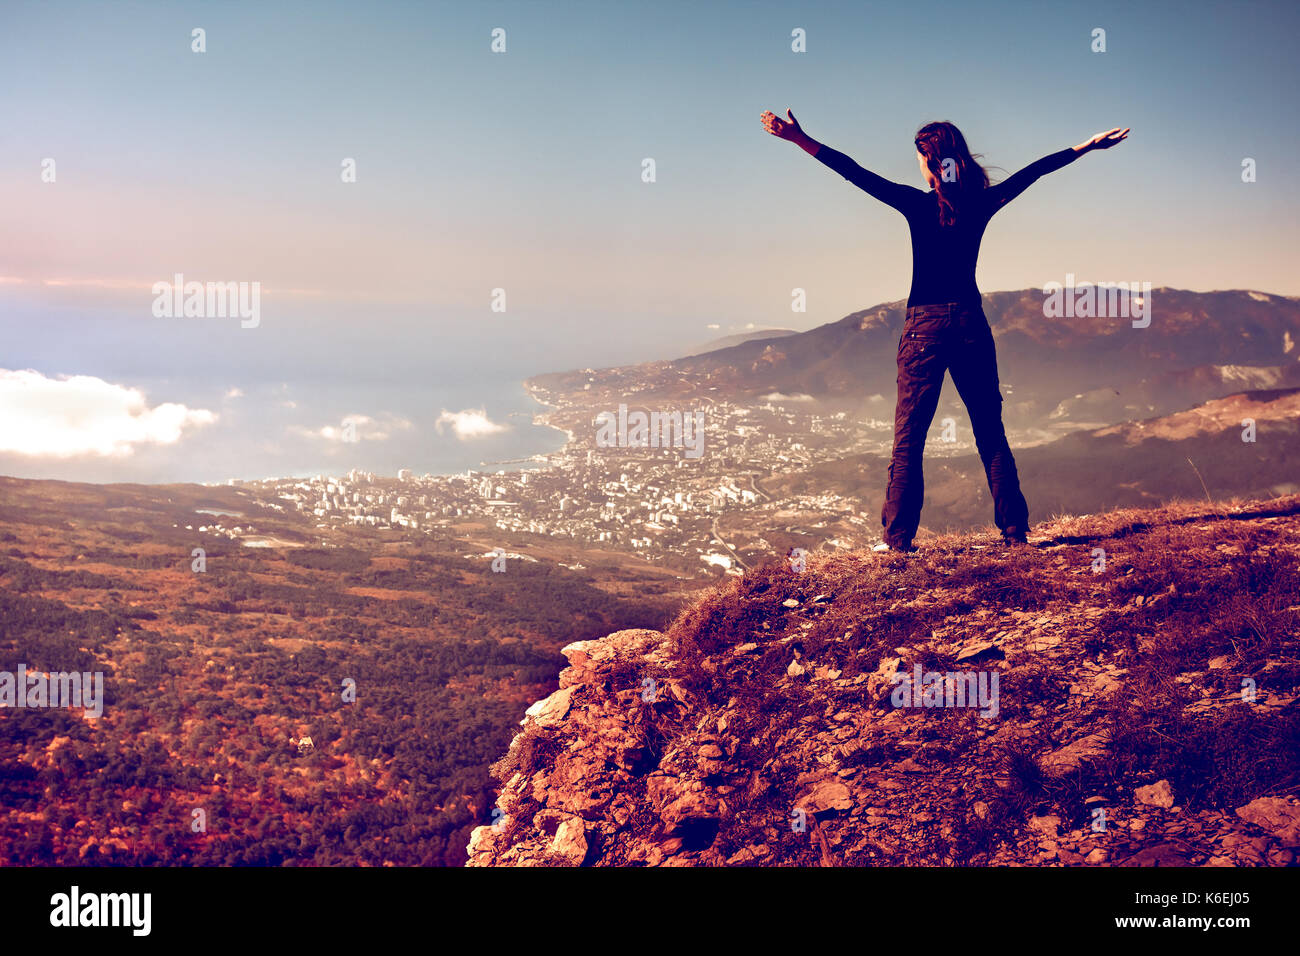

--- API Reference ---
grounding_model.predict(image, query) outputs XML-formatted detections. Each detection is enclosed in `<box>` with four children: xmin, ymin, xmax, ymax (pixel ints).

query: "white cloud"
<box><xmin>434</xmin><ymin>408</ymin><xmax>508</xmax><ymax>439</ymax></box>
<box><xmin>0</xmin><ymin>368</ymin><xmax>216</xmax><ymax>457</ymax></box>
<box><xmin>225</xmin><ymin>387</ymin><xmax>244</xmax><ymax>399</ymax></box>
<box><xmin>289</xmin><ymin>413</ymin><xmax>412</xmax><ymax>443</ymax></box>
<box><xmin>41</xmin><ymin>277</ymin><xmax>157</xmax><ymax>291</ymax></box>
<box><xmin>761</xmin><ymin>392</ymin><xmax>814</xmax><ymax>403</ymax></box>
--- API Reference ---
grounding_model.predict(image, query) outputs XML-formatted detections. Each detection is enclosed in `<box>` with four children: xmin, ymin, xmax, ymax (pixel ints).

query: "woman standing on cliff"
<box><xmin>760</xmin><ymin>111</ymin><xmax>1128</xmax><ymax>552</ymax></box>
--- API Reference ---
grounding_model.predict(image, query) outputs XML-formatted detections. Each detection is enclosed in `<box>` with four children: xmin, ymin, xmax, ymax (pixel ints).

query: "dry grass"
<box><xmin>661</xmin><ymin>494</ymin><xmax>1300</xmax><ymax>861</ymax></box>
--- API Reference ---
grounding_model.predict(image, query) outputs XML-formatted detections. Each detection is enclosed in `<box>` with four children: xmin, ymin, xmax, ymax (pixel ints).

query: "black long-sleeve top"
<box><xmin>815</xmin><ymin>144</ymin><xmax>1079</xmax><ymax>308</ymax></box>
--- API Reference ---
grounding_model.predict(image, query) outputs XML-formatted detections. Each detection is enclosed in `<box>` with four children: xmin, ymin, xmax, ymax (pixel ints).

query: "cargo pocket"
<box><xmin>898</xmin><ymin>331</ymin><xmax>943</xmax><ymax>368</ymax></box>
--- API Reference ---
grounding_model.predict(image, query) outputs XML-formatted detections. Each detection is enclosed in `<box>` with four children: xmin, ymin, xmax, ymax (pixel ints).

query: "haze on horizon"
<box><xmin>2</xmin><ymin>0</ymin><xmax>1298</xmax><ymax>484</ymax></box>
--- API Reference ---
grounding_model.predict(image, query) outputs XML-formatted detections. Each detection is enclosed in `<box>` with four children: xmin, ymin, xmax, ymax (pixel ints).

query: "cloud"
<box><xmin>761</xmin><ymin>392</ymin><xmax>815</xmax><ymax>403</ymax></box>
<box><xmin>434</xmin><ymin>408</ymin><xmax>508</xmax><ymax>439</ymax></box>
<box><xmin>26</xmin><ymin>277</ymin><xmax>327</xmax><ymax>297</ymax></box>
<box><xmin>0</xmin><ymin>368</ymin><xmax>216</xmax><ymax>457</ymax></box>
<box><xmin>41</xmin><ymin>277</ymin><xmax>158</xmax><ymax>291</ymax></box>
<box><xmin>225</xmin><ymin>387</ymin><xmax>244</xmax><ymax>399</ymax></box>
<box><xmin>289</xmin><ymin>413</ymin><xmax>412</xmax><ymax>443</ymax></box>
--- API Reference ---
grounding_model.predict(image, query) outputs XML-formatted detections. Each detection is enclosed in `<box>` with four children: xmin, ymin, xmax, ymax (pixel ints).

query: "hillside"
<box><xmin>757</xmin><ymin>386</ymin><xmax>1300</xmax><ymax>545</ymax></box>
<box><xmin>467</xmin><ymin>494</ymin><xmax>1300</xmax><ymax>866</ymax></box>
<box><xmin>679</xmin><ymin>328</ymin><xmax>800</xmax><ymax>359</ymax></box>
<box><xmin>527</xmin><ymin>288</ymin><xmax>1300</xmax><ymax>438</ymax></box>
<box><xmin>0</xmin><ymin>476</ymin><xmax>691</xmax><ymax>866</ymax></box>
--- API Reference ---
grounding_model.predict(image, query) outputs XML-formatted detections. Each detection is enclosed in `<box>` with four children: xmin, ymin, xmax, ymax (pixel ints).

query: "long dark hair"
<box><xmin>914</xmin><ymin>121</ymin><xmax>991</xmax><ymax>227</ymax></box>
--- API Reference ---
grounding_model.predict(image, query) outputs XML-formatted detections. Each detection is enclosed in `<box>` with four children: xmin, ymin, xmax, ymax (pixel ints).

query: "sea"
<box><xmin>0</xmin><ymin>295</ymin><xmax>683</xmax><ymax>485</ymax></box>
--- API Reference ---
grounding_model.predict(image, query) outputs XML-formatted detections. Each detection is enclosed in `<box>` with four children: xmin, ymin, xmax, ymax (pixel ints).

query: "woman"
<box><xmin>760</xmin><ymin>112</ymin><xmax>1128</xmax><ymax>552</ymax></box>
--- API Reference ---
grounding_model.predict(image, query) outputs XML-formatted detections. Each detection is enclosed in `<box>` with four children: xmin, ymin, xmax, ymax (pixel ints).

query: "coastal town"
<box><xmin>205</xmin><ymin>382</ymin><xmax>980</xmax><ymax>576</ymax></box>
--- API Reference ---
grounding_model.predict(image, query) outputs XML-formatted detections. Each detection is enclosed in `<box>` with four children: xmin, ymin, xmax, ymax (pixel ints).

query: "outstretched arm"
<box><xmin>761</xmin><ymin>108</ymin><xmax>920</xmax><ymax>213</ymax></box>
<box><xmin>988</xmin><ymin>127</ymin><xmax>1129</xmax><ymax>212</ymax></box>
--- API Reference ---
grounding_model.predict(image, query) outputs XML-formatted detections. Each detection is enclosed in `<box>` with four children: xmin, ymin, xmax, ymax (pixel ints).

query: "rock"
<box><xmin>1235</xmin><ymin>797</ymin><xmax>1300</xmax><ymax>847</ymax></box>
<box><xmin>787</xmin><ymin>660</ymin><xmax>806</xmax><ymax>678</ymax></box>
<box><xmin>866</xmin><ymin>655</ymin><xmax>903</xmax><ymax>701</ymax></box>
<box><xmin>795</xmin><ymin>773</ymin><xmax>853</xmax><ymax>814</ymax></box>
<box><xmin>561</xmin><ymin>629</ymin><xmax>664</xmax><ymax>672</ymax></box>
<box><xmin>648</xmin><ymin>774</ymin><xmax>721</xmax><ymax>839</ymax></box>
<box><xmin>523</xmin><ymin>686</ymin><xmax>575</xmax><ymax>728</ymax></box>
<box><xmin>1085</xmin><ymin>847</ymin><xmax>1110</xmax><ymax>864</ymax></box>
<box><xmin>465</xmin><ymin>825</ymin><xmax>498</xmax><ymax>860</ymax></box>
<box><xmin>560</xmin><ymin>640</ymin><xmax>599</xmax><ymax>669</ymax></box>
<box><xmin>782</xmin><ymin>598</ymin><xmax>800</xmax><ymax>608</ymax></box>
<box><xmin>1232</xmin><ymin>845</ymin><xmax>1265</xmax><ymax>864</ymax></box>
<box><xmin>725</xmin><ymin>844</ymin><xmax>770</xmax><ymax>865</ymax></box>
<box><xmin>1121</xmin><ymin>843</ymin><xmax>1189</xmax><ymax>866</ymax></box>
<box><xmin>1028</xmin><ymin>814</ymin><xmax>1062</xmax><ymax>838</ymax></box>
<box><xmin>956</xmin><ymin>640</ymin><xmax>1004</xmax><ymax>664</ymax></box>
<box><xmin>551</xmin><ymin>817</ymin><xmax>588</xmax><ymax>865</ymax></box>
<box><xmin>1040</xmin><ymin>732</ymin><xmax>1110</xmax><ymax>775</ymax></box>
<box><xmin>1091</xmin><ymin>672</ymin><xmax>1123</xmax><ymax>697</ymax></box>
<box><xmin>1135</xmin><ymin>780</ymin><xmax>1175</xmax><ymax>809</ymax></box>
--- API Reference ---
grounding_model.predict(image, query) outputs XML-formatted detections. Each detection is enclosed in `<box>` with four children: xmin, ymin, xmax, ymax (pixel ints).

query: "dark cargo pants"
<box><xmin>881</xmin><ymin>300</ymin><xmax>1029</xmax><ymax>548</ymax></box>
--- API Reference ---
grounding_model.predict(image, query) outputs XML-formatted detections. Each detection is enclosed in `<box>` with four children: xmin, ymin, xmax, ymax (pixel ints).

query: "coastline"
<box><xmin>204</xmin><ymin>379</ymin><xmax>582</xmax><ymax>485</ymax></box>
<box><xmin>517</xmin><ymin>379</ymin><xmax>579</xmax><ymax>465</ymax></box>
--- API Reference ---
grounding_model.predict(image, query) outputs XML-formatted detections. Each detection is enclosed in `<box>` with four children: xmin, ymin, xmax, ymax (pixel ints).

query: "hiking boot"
<box><xmin>873</xmin><ymin>540</ymin><xmax>917</xmax><ymax>554</ymax></box>
<box><xmin>1002</xmin><ymin>531</ymin><xmax>1029</xmax><ymax>546</ymax></box>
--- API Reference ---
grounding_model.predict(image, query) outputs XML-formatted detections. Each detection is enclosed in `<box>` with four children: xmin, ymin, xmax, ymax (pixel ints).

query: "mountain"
<box><xmin>528</xmin><ymin>288</ymin><xmax>1300</xmax><ymax>438</ymax></box>
<box><xmin>467</xmin><ymin>493</ymin><xmax>1300</xmax><ymax>866</ymax></box>
<box><xmin>761</xmin><ymin>385</ymin><xmax>1300</xmax><ymax>545</ymax></box>
<box><xmin>680</xmin><ymin>328</ymin><xmax>799</xmax><ymax>359</ymax></box>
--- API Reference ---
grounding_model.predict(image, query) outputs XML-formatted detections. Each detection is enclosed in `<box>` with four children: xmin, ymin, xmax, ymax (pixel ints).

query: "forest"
<box><xmin>0</xmin><ymin>517</ymin><xmax>686</xmax><ymax>866</ymax></box>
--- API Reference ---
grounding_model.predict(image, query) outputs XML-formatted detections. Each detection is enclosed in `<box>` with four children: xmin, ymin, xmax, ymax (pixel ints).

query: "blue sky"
<box><xmin>2</xmin><ymin>0</ymin><xmax>1297</xmax><ymax>481</ymax></box>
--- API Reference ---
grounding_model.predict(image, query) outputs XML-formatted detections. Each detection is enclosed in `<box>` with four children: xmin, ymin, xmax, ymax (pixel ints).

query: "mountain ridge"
<box><xmin>527</xmin><ymin>288</ymin><xmax>1300</xmax><ymax>438</ymax></box>
<box><xmin>467</xmin><ymin>493</ymin><xmax>1300</xmax><ymax>866</ymax></box>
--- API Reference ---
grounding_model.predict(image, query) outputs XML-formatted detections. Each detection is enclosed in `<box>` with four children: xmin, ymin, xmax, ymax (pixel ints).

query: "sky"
<box><xmin>2</xmin><ymin>0</ymin><xmax>1298</xmax><ymax>482</ymax></box>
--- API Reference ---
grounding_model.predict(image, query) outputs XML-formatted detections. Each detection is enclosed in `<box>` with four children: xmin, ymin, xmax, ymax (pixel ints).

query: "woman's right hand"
<box><xmin>761</xmin><ymin>109</ymin><xmax>804</xmax><ymax>142</ymax></box>
<box><xmin>1077</xmin><ymin>127</ymin><xmax>1130</xmax><ymax>152</ymax></box>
